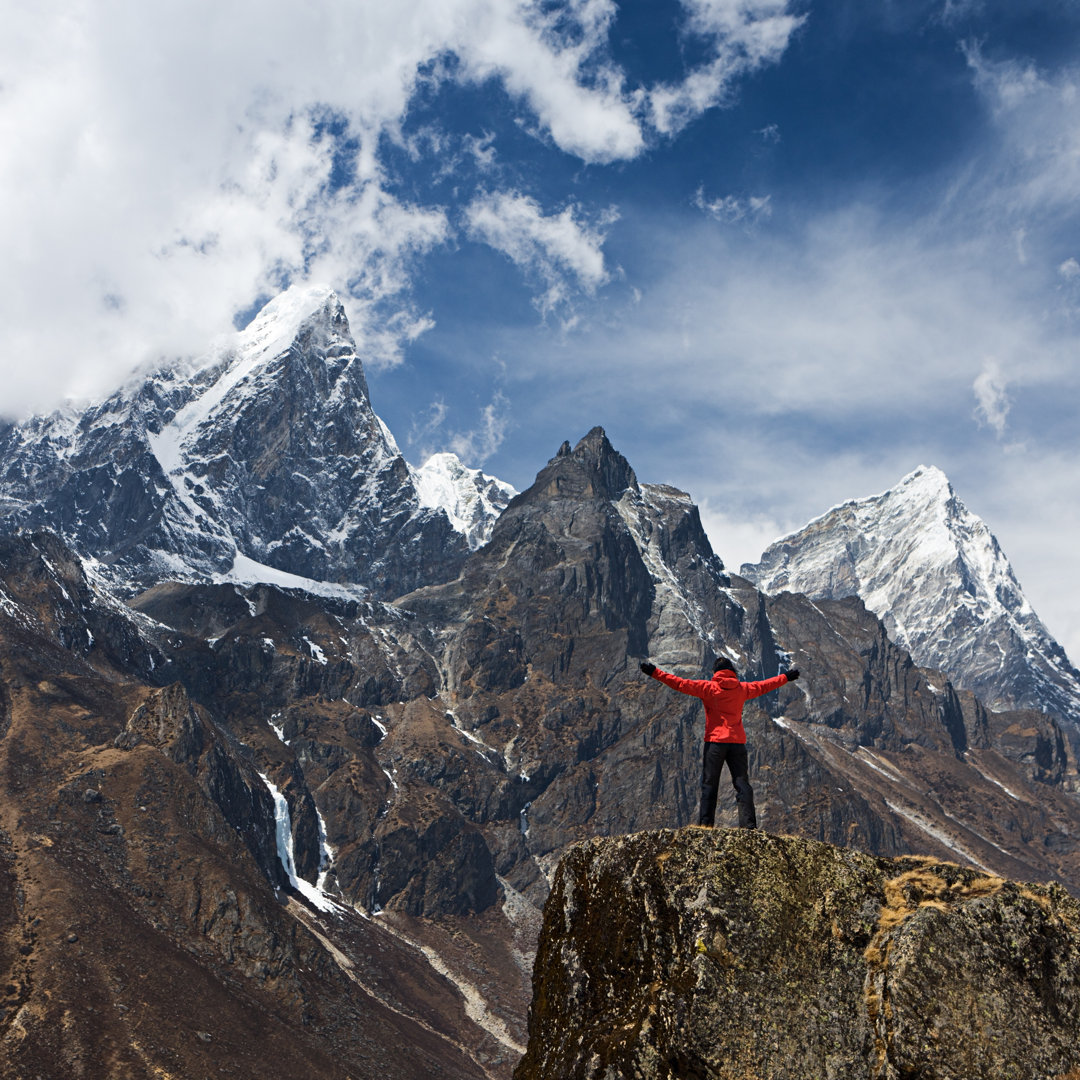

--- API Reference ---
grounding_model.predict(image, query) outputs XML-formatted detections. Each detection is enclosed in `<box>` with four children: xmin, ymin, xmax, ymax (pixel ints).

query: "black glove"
<box><xmin>640</xmin><ymin>661</ymin><xmax>656</xmax><ymax>677</ymax></box>
<box><xmin>785</xmin><ymin>668</ymin><xmax>800</xmax><ymax>681</ymax></box>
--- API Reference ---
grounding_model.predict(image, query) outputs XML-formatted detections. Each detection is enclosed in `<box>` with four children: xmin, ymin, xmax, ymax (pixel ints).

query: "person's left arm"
<box><xmin>741</xmin><ymin>669</ymin><xmax>799</xmax><ymax>700</ymax></box>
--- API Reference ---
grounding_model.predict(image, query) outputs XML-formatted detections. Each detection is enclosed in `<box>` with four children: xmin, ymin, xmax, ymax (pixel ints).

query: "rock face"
<box><xmin>0</xmin><ymin>285</ymin><xmax>478</xmax><ymax>597</ymax></box>
<box><xmin>743</xmin><ymin>466</ymin><xmax>1080</xmax><ymax>731</ymax></box>
<box><xmin>515</xmin><ymin>828</ymin><xmax>1080</xmax><ymax>1080</ymax></box>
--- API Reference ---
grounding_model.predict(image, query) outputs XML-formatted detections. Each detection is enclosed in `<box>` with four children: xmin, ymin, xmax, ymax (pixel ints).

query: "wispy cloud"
<box><xmin>409</xmin><ymin>392</ymin><xmax>511</xmax><ymax>467</ymax></box>
<box><xmin>961</xmin><ymin>42</ymin><xmax>1080</xmax><ymax>224</ymax></box>
<box><xmin>694</xmin><ymin>188</ymin><xmax>773</xmax><ymax>224</ymax></box>
<box><xmin>648</xmin><ymin>0</ymin><xmax>805</xmax><ymax>135</ymax></box>
<box><xmin>448</xmin><ymin>392</ymin><xmax>512</xmax><ymax>464</ymax></box>
<box><xmin>973</xmin><ymin>359</ymin><xmax>1011</xmax><ymax>436</ymax></box>
<box><xmin>465</xmin><ymin>191</ymin><xmax>615</xmax><ymax>319</ymax></box>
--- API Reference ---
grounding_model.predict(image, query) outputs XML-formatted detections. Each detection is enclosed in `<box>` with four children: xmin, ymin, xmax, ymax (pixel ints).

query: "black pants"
<box><xmin>699</xmin><ymin>741</ymin><xmax>756</xmax><ymax>829</ymax></box>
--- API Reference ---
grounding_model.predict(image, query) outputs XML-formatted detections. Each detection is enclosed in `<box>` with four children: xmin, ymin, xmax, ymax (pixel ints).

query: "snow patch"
<box><xmin>379</xmin><ymin>922</ymin><xmax>526</xmax><ymax>1056</ymax></box>
<box><xmin>304</xmin><ymin>636</ymin><xmax>328</xmax><ymax>664</ymax></box>
<box><xmin>269</xmin><ymin>713</ymin><xmax>290</xmax><ymax>745</ymax></box>
<box><xmin>217</xmin><ymin>552</ymin><xmax>367</xmax><ymax>601</ymax></box>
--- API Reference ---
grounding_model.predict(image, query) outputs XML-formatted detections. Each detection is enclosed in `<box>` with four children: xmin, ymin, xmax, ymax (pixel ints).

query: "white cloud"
<box><xmin>0</xmin><ymin>1</ymin><xmax>636</xmax><ymax>417</ymax></box>
<box><xmin>649</xmin><ymin>0</ymin><xmax>805</xmax><ymax>135</ymax></box>
<box><xmin>694</xmin><ymin>188</ymin><xmax>772</xmax><ymax>223</ymax></box>
<box><xmin>448</xmin><ymin>391</ymin><xmax>512</xmax><ymax>464</ymax></box>
<box><xmin>410</xmin><ymin>391</ymin><xmax>510</xmax><ymax>467</ymax></box>
<box><xmin>0</xmin><ymin>0</ymin><xmax>803</xmax><ymax>419</ymax></box>
<box><xmin>972</xmin><ymin>359</ymin><xmax>1010</xmax><ymax>436</ymax></box>
<box><xmin>696</xmin><ymin>502</ymin><xmax>790</xmax><ymax>570</ymax></box>
<box><xmin>465</xmin><ymin>191</ymin><xmax>614</xmax><ymax>317</ymax></box>
<box><xmin>456</xmin><ymin>0</ymin><xmax>644</xmax><ymax>163</ymax></box>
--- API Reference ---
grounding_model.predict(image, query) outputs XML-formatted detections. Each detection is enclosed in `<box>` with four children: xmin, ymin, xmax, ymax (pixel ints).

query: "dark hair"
<box><xmin>712</xmin><ymin>657</ymin><xmax>735</xmax><ymax>673</ymax></box>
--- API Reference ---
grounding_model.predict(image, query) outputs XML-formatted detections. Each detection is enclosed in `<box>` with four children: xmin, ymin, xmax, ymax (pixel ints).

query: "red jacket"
<box><xmin>651</xmin><ymin>667</ymin><xmax>791</xmax><ymax>743</ymax></box>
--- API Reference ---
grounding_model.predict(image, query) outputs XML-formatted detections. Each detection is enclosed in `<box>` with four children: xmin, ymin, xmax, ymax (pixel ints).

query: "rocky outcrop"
<box><xmin>515</xmin><ymin>828</ymin><xmax>1080</xmax><ymax>1080</ymax></box>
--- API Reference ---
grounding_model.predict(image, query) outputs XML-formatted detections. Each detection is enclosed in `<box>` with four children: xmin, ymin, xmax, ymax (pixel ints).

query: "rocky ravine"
<box><xmin>515</xmin><ymin>828</ymin><xmax>1080</xmax><ymax>1080</ymax></box>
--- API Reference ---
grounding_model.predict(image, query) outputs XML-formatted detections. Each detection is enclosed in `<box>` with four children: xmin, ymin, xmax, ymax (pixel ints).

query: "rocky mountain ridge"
<box><xmin>2</xmin><ymin>289</ymin><xmax>1080</xmax><ymax>1078</ymax></box>
<box><xmin>0</xmin><ymin>285</ymin><xmax>511</xmax><ymax>599</ymax></box>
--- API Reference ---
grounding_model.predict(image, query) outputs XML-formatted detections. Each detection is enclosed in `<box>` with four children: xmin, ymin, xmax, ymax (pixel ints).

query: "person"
<box><xmin>640</xmin><ymin>657</ymin><xmax>799</xmax><ymax>829</ymax></box>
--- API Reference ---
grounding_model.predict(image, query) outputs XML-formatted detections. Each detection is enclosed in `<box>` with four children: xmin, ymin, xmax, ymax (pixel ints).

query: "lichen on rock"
<box><xmin>514</xmin><ymin>828</ymin><xmax>1080</xmax><ymax>1080</ymax></box>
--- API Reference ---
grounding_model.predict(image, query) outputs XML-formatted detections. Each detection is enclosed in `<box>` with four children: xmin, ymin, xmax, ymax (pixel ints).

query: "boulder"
<box><xmin>515</xmin><ymin>828</ymin><xmax>1080</xmax><ymax>1080</ymax></box>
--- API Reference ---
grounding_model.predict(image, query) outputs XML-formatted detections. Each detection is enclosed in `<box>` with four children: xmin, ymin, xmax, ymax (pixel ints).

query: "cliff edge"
<box><xmin>514</xmin><ymin>829</ymin><xmax>1080</xmax><ymax>1080</ymax></box>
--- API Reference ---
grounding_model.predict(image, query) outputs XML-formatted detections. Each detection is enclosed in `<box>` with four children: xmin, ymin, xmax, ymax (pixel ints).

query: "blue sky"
<box><xmin>2</xmin><ymin>0</ymin><xmax>1079</xmax><ymax>659</ymax></box>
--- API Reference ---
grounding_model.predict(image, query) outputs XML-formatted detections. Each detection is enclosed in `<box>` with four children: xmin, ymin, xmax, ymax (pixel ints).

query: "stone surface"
<box><xmin>515</xmin><ymin>828</ymin><xmax>1080</xmax><ymax>1080</ymax></box>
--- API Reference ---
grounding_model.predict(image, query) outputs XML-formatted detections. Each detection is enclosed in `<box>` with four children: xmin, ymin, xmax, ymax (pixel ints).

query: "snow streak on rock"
<box><xmin>260</xmin><ymin>772</ymin><xmax>342</xmax><ymax>915</ymax></box>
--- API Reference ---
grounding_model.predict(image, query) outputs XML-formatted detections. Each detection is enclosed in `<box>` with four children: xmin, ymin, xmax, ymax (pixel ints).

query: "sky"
<box><xmin>2</xmin><ymin>0</ymin><xmax>1080</xmax><ymax>661</ymax></box>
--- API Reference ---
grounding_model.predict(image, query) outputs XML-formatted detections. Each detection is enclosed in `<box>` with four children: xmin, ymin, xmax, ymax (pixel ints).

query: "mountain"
<box><xmin>412</xmin><ymin>452</ymin><xmax>518</xmax><ymax>551</ymax></box>
<box><xmin>0</xmin><ymin>286</ymin><xmax>508</xmax><ymax>599</ymax></box>
<box><xmin>515</xmin><ymin>829</ymin><xmax>1080</xmax><ymax>1080</ymax></box>
<box><xmin>4</xmin><ymin>427</ymin><xmax>1080</xmax><ymax>1078</ymax></box>
<box><xmin>743</xmin><ymin>465</ymin><xmax>1080</xmax><ymax>734</ymax></box>
<box><xmin>3</xmin><ymin>288</ymin><xmax>1080</xmax><ymax>1077</ymax></box>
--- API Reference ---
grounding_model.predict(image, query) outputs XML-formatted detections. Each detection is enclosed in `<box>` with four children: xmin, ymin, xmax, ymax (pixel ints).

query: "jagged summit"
<box><xmin>0</xmin><ymin>287</ymin><xmax>494</xmax><ymax>598</ymax></box>
<box><xmin>529</xmin><ymin>426</ymin><xmax>639</xmax><ymax>503</ymax></box>
<box><xmin>411</xmin><ymin>452</ymin><xmax>517</xmax><ymax>552</ymax></box>
<box><xmin>743</xmin><ymin>465</ymin><xmax>1080</xmax><ymax>726</ymax></box>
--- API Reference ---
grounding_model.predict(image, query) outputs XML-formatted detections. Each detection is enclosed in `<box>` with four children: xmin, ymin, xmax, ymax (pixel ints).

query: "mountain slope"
<box><xmin>0</xmin><ymin>286</ymin><xmax>502</xmax><ymax>598</ymax></box>
<box><xmin>743</xmin><ymin>465</ymin><xmax>1080</xmax><ymax>732</ymax></box>
<box><xmin>0</xmin><ymin>532</ymin><xmax>497</xmax><ymax>1080</ymax></box>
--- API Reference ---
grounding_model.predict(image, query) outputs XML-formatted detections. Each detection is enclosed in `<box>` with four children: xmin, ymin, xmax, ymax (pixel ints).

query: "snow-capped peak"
<box><xmin>0</xmin><ymin>285</ymin><xmax>471</xmax><ymax>599</ymax></box>
<box><xmin>148</xmin><ymin>284</ymin><xmax>349</xmax><ymax>477</ymax></box>
<box><xmin>411</xmin><ymin>452</ymin><xmax>516</xmax><ymax>551</ymax></box>
<box><xmin>744</xmin><ymin>466</ymin><xmax>1079</xmax><ymax>723</ymax></box>
<box><xmin>237</xmin><ymin>283</ymin><xmax>340</xmax><ymax>360</ymax></box>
